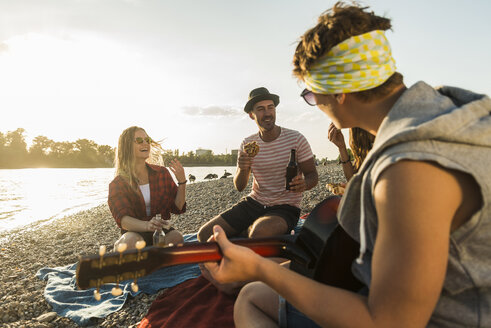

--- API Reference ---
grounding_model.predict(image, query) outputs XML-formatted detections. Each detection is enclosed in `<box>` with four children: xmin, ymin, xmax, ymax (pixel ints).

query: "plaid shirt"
<box><xmin>108</xmin><ymin>163</ymin><xmax>186</xmax><ymax>229</ymax></box>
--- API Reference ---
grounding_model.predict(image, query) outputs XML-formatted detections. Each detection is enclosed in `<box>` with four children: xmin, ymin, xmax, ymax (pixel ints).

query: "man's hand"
<box><xmin>328</xmin><ymin>122</ymin><xmax>346</xmax><ymax>149</ymax></box>
<box><xmin>237</xmin><ymin>151</ymin><xmax>253</xmax><ymax>171</ymax></box>
<box><xmin>288</xmin><ymin>174</ymin><xmax>307</xmax><ymax>193</ymax></box>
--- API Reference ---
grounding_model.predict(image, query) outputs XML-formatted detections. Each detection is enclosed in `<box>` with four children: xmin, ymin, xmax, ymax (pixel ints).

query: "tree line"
<box><xmin>161</xmin><ymin>149</ymin><xmax>237</xmax><ymax>166</ymax></box>
<box><xmin>0</xmin><ymin>129</ymin><xmax>239</xmax><ymax>169</ymax></box>
<box><xmin>0</xmin><ymin>129</ymin><xmax>345</xmax><ymax>169</ymax></box>
<box><xmin>0</xmin><ymin>129</ymin><xmax>115</xmax><ymax>168</ymax></box>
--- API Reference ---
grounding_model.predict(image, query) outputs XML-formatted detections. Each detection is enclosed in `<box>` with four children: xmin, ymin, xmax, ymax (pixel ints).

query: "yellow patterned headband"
<box><xmin>304</xmin><ymin>30</ymin><xmax>396</xmax><ymax>94</ymax></box>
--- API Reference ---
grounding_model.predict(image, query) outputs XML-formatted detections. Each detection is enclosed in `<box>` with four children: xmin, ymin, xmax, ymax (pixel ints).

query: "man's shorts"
<box><xmin>220</xmin><ymin>197</ymin><xmax>300</xmax><ymax>234</ymax></box>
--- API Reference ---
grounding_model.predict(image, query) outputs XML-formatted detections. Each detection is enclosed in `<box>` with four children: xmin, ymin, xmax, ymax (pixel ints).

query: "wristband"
<box><xmin>339</xmin><ymin>159</ymin><xmax>351</xmax><ymax>164</ymax></box>
<box><xmin>178</xmin><ymin>180</ymin><xmax>187</xmax><ymax>185</ymax></box>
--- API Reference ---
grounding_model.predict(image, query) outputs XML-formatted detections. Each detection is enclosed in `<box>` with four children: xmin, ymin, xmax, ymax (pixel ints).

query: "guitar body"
<box><xmin>290</xmin><ymin>196</ymin><xmax>363</xmax><ymax>291</ymax></box>
<box><xmin>77</xmin><ymin>196</ymin><xmax>363</xmax><ymax>293</ymax></box>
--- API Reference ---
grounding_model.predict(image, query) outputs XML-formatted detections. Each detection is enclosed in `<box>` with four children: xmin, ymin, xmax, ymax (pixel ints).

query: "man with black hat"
<box><xmin>197</xmin><ymin>87</ymin><xmax>318</xmax><ymax>243</ymax></box>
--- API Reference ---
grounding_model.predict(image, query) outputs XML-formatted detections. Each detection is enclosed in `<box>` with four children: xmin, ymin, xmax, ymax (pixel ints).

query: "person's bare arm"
<box><xmin>338</xmin><ymin>146</ymin><xmax>355</xmax><ymax>180</ymax></box>
<box><xmin>234</xmin><ymin>151</ymin><xmax>252</xmax><ymax>192</ymax></box>
<box><xmin>168</xmin><ymin>159</ymin><xmax>186</xmax><ymax>210</ymax></box>
<box><xmin>206</xmin><ymin>160</ymin><xmax>465</xmax><ymax>327</ymax></box>
<box><xmin>328</xmin><ymin>122</ymin><xmax>355</xmax><ymax>180</ymax></box>
<box><xmin>120</xmin><ymin>215</ymin><xmax>164</xmax><ymax>232</ymax></box>
<box><xmin>174</xmin><ymin>184</ymin><xmax>186</xmax><ymax>210</ymax></box>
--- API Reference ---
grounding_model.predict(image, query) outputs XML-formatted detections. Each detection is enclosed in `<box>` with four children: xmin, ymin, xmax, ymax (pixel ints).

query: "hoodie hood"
<box><xmin>363</xmin><ymin>81</ymin><xmax>490</xmax><ymax>172</ymax></box>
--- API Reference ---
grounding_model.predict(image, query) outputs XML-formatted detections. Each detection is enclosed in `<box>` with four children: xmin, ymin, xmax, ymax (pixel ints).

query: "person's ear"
<box><xmin>335</xmin><ymin>94</ymin><xmax>346</xmax><ymax>104</ymax></box>
<box><xmin>248</xmin><ymin>111</ymin><xmax>255</xmax><ymax>120</ymax></box>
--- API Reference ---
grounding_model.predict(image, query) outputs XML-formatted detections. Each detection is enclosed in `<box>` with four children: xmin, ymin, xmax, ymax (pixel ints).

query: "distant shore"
<box><xmin>0</xmin><ymin>164</ymin><xmax>345</xmax><ymax>327</ymax></box>
<box><xmin>0</xmin><ymin>164</ymin><xmax>237</xmax><ymax>170</ymax></box>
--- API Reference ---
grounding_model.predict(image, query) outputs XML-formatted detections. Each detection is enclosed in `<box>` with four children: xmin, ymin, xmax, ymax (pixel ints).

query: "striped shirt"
<box><xmin>240</xmin><ymin>127</ymin><xmax>313</xmax><ymax>208</ymax></box>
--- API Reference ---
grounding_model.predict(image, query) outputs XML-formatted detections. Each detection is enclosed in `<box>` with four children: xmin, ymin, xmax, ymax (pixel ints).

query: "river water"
<box><xmin>0</xmin><ymin>166</ymin><xmax>235</xmax><ymax>232</ymax></box>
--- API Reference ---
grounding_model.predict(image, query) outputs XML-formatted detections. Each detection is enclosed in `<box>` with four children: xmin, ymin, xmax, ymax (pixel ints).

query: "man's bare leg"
<box><xmin>248</xmin><ymin>215</ymin><xmax>289</xmax><ymax>238</ymax></box>
<box><xmin>163</xmin><ymin>229</ymin><xmax>184</xmax><ymax>246</ymax></box>
<box><xmin>234</xmin><ymin>281</ymin><xmax>280</xmax><ymax>328</ymax></box>
<box><xmin>113</xmin><ymin>232</ymin><xmax>144</xmax><ymax>251</ymax></box>
<box><xmin>197</xmin><ymin>215</ymin><xmax>238</xmax><ymax>242</ymax></box>
<box><xmin>248</xmin><ymin>216</ymin><xmax>292</xmax><ymax>264</ymax></box>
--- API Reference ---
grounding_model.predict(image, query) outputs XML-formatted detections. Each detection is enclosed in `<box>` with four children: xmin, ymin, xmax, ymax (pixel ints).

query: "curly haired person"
<box><xmin>203</xmin><ymin>2</ymin><xmax>491</xmax><ymax>327</ymax></box>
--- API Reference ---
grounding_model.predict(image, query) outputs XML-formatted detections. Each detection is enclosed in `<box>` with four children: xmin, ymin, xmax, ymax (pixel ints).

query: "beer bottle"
<box><xmin>286</xmin><ymin>149</ymin><xmax>297</xmax><ymax>190</ymax></box>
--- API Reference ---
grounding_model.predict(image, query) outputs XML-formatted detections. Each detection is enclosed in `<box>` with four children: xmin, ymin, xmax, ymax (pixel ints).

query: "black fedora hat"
<box><xmin>244</xmin><ymin>87</ymin><xmax>280</xmax><ymax>113</ymax></box>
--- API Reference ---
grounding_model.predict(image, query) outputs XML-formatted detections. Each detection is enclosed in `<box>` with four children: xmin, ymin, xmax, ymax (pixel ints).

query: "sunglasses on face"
<box><xmin>134</xmin><ymin>137</ymin><xmax>152</xmax><ymax>144</ymax></box>
<box><xmin>300</xmin><ymin>88</ymin><xmax>317</xmax><ymax>106</ymax></box>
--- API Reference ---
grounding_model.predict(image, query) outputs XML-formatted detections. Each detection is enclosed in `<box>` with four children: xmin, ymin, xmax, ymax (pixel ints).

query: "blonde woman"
<box><xmin>108</xmin><ymin>126</ymin><xmax>186</xmax><ymax>250</ymax></box>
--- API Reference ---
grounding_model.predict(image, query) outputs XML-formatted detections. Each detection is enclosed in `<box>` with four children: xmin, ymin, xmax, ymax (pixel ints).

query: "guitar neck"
<box><xmin>159</xmin><ymin>237</ymin><xmax>291</xmax><ymax>264</ymax></box>
<box><xmin>76</xmin><ymin>236</ymin><xmax>297</xmax><ymax>290</ymax></box>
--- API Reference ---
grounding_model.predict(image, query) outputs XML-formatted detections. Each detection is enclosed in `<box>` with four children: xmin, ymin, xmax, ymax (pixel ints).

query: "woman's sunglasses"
<box><xmin>134</xmin><ymin>137</ymin><xmax>153</xmax><ymax>144</ymax></box>
<box><xmin>300</xmin><ymin>88</ymin><xmax>317</xmax><ymax>106</ymax></box>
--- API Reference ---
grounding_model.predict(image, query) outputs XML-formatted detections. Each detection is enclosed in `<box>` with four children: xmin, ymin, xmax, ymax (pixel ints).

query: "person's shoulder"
<box><xmin>147</xmin><ymin>163</ymin><xmax>164</xmax><ymax>171</ymax></box>
<box><xmin>147</xmin><ymin>163</ymin><xmax>172</xmax><ymax>179</ymax></box>
<box><xmin>109</xmin><ymin>175</ymin><xmax>129</xmax><ymax>191</ymax></box>
<box><xmin>373</xmin><ymin>160</ymin><xmax>465</xmax><ymax>220</ymax></box>
<box><xmin>281</xmin><ymin>127</ymin><xmax>302</xmax><ymax>137</ymax></box>
<box><xmin>110</xmin><ymin>175</ymin><xmax>123</xmax><ymax>185</ymax></box>
<box><xmin>242</xmin><ymin>132</ymin><xmax>262</xmax><ymax>145</ymax></box>
<box><xmin>243</xmin><ymin>132</ymin><xmax>260</xmax><ymax>144</ymax></box>
<box><xmin>147</xmin><ymin>163</ymin><xmax>171</xmax><ymax>176</ymax></box>
<box><xmin>280</xmin><ymin>127</ymin><xmax>308</xmax><ymax>142</ymax></box>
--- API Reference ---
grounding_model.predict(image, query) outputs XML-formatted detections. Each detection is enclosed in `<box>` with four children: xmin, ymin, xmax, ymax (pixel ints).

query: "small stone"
<box><xmin>35</xmin><ymin>311</ymin><xmax>57</xmax><ymax>322</ymax></box>
<box><xmin>56</xmin><ymin>232</ymin><xmax>66</xmax><ymax>239</ymax></box>
<box><xmin>34</xmin><ymin>324</ymin><xmax>49</xmax><ymax>328</ymax></box>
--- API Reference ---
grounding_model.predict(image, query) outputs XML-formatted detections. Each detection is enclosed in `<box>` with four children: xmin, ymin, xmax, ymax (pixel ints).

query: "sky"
<box><xmin>1</xmin><ymin>0</ymin><xmax>490</xmax><ymax>160</ymax></box>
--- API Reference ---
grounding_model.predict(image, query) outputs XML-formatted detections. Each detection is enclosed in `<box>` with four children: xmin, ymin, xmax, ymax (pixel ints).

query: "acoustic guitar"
<box><xmin>76</xmin><ymin>196</ymin><xmax>363</xmax><ymax>297</ymax></box>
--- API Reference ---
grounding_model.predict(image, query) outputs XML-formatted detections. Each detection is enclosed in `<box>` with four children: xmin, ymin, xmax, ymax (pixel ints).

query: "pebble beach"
<box><xmin>0</xmin><ymin>164</ymin><xmax>345</xmax><ymax>328</ymax></box>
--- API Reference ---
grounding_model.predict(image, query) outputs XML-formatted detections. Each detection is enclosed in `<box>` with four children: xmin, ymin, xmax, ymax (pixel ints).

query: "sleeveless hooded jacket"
<box><xmin>338</xmin><ymin>81</ymin><xmax>491</xmax><ymax>327</ymax></box>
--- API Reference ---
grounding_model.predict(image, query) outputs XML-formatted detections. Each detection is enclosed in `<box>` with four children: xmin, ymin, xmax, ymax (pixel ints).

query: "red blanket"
<box><xmin>139</xmin><ymin>275</ymin><xmax>236</xmax><ymax>328</ymax></box>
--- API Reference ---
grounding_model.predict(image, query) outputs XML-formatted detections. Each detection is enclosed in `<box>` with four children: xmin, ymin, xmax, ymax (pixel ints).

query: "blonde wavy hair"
<box><xmin>115</xmin><ymin>126</ymin><xmax>163</xmax><ymax>189</ymax></box>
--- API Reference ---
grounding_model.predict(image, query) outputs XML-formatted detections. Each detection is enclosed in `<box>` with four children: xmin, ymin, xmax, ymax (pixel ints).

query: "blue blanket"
<box><xmin>36</xmin><ymin>234</ymin><xmax>201</xmax><ymax>326</ymax></box>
